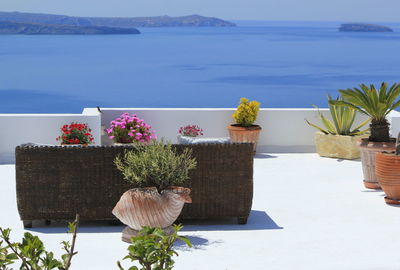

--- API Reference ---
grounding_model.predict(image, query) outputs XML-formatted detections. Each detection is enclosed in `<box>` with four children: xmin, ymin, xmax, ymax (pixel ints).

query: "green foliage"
<box><xmin>117</xmin><ymin>224</ymin><xmax>192</xmax><ymax>270</ymax></box>
<box><xmin>114</xmin><ymin>140</ymin><xmax>197</xmax><ymax>191</ymax></box>
<box><xmin>306</xmin><ymin>95</ymin><xmax>369</xmax><ymax>136</ymax></box>
<box><xmin>232</xmin><ymin>98</ymin><xmax>261</xmax><ymax>127</ymax></box>
<box><xmin>331</xmin><ymin>82</ymin><xmax>400</xmax><ymax>122</ymax></box>
<box><xmin>0</xmin><ymin>215</ymin><xmax>79</xmax><ymax>270</ymax></box>
<box><xmin>330</xmin><ymin>82</ymin><xmax>400</xmax><ymax>141</ymax></box>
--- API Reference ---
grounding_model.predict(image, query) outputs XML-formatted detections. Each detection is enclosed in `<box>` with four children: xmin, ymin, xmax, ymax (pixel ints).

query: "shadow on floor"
<box><xmin>26</xmin><ymin>210</ymin><xmax>282</xmax><ymax>234</ymax></box>
<box><xmin>174</xmin><ymin>235</ymin><xmax>224</xmax><ymax>250</ymax></box>
<box><xmin>180</xmin><ymin>210</ymin><xmax>283</xmax><ymax>231</ymax></box>
<box><xmin>336</xmin><ymin>158</ymin><xmax>361</xmax><ymax>162</ymax></box>
<box><xmin>360</xmin><ymin>189</ymin><xmax>384</xmax><ymax>193</ymax></box>
<box><xmin>254</xmin><ymin>153</ymin><xmax>278</xmax><ymax>159</ymax></box>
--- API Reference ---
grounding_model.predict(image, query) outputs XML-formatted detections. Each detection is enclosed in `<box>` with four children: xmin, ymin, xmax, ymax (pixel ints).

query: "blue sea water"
<box><xmin>1</xmin><ymin>20</ymin><xmax>400</xmax><ymax>113</ymax></box>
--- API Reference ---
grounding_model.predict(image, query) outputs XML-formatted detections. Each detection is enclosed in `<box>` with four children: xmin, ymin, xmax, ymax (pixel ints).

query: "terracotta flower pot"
<box><xmin>314</xmin><ymin>132</ymin><xmax>367</xmax><ymax>160</ymax></box>
<box><xmin>359</xmin><ymin>138</ymin><xmax>395</xmax><ymax>189</ymax></box>
<box><xmin>376</xmin><ymin>152</ymin><xmax>400</xmax><ymax>204</ymax></box>
<box><xmin>227</xmin><ymin>124</ymin><xmax>261</xmax><ymax>153</ymax></box>
<box><xmin>112</xmin><ymin>186</ymin><xmax>191</xmax><ymax>231</ymax></box>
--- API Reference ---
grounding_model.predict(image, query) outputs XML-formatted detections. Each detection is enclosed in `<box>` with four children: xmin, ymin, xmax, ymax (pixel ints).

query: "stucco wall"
<box><xmin>0</xmin><ymin>108</ymin><xmax>101</xmax><ymax>163</ymax></box>
<box><xmin>99</xmin><ymin>108</ymin><xmax>373</xmax><ymax>152</ymax></box>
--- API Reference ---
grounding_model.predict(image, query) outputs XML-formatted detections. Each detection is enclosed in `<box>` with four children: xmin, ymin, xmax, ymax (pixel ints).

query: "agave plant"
<box><xmin>330</xmin><ymin>82</ymin><xmax>400</xmax><ymax>142</ymax></box>
<box><xmin>307</xmin><ymin>95</ymin><xmax>369</xmax><ymax>136</ymax></box>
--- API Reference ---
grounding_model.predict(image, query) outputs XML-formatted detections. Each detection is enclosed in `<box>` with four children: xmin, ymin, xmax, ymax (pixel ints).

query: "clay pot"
<box><xmin>314</xmin><ymin>132</ymin><xmax>367</xmax><ymax>160</ymax></box>
<box><xmin>112</xmin><ymin>186</ymin><xmax>191</xmax><ymax>230</ymax></box>
<box><xmin>227</xmin><ymin>124</ymin><xmax>261</xmax><ymax>153</ymax></box>
<box><xmin>376</xmin><ymin>152</ymin><xmax>400</xmax><ymax>204</ymax></box>
<box><xmin>359</xmin><ymin>138</ymin><xmax>395</xmax><ymax>189</ymax></box>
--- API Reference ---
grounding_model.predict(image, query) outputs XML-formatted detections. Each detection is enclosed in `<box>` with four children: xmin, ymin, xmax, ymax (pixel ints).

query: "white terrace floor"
<box><xmin>2</xmin><ymin>153</ymin><xmax>400</xmax><ymax>270</ymax></box>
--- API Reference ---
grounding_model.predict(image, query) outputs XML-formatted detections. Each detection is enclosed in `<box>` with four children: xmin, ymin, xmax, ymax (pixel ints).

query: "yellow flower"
<box><xmin>232</xmin><ymin>98</ymin><xmax>261</xmax><ymax>126</ymax></box>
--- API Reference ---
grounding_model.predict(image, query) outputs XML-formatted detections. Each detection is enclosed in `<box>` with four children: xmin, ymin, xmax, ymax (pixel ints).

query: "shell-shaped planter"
<box><xmin>112</xmin><ymin>186</ymin><xmax>192</xmax><ymax>230</ymax></box>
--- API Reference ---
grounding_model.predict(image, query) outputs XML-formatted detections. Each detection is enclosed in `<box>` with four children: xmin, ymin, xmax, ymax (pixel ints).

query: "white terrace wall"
<box><xmin>0</xmin><ymin>108</ymin><xmax>101</xmax><ymax>164</ymax></box>
<box><xmin>0</xmin><ymin>108</ymin><xmax>399</xmax><ymax>164</ymax></box>
<box><xmin>100</xmin><ymin>108</ymin><xmax>400</xmax><ymax>152</ymax></box>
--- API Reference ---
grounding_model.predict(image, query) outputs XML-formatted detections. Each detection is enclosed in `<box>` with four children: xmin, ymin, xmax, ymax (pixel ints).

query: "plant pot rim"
<box><xmin>376</xmin><ymin>151</ymin><xmax>397</xmax><ymax>157</ymax></box>
<box><xmin>228</xmin><ymin>124</ymin><xmax>262</xmax><ymax>131</ymax></box>
<box><xmin>359</xmin><ymin>137</ymin><xmax>396</xmax><ymax>147</ymax></box>
<box><xmin>128</xmin><ymin>186</ymin><xmax>190</xmax><ymax>193</ymax></box>
<box><xmin>315</xmin><ymin>131</ymin><xmax>367</xmax><ymax>138</ymax></box>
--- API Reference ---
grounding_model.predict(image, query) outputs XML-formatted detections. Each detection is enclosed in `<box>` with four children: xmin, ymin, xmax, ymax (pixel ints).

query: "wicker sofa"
<box><xmin>15</xmin><ymin>143</ymin><xmax>254</xmax><ymax>228</ymax></box>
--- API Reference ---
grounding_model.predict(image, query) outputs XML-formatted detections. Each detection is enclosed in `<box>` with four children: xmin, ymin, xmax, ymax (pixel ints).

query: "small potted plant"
<box><xmin>376</xmin><ymin>133</ymin><xmax>400</xmax><ymax>204</ymax></box>
<box><xmin>56</xmin><ymin>122</ymin><xmax>94</xmax><ymax>145</ymax></box>
<box><xmin>177</xmin><ymin>124</ymin><xmax>203</xmax><ymax>144</ymax></box>
<box><xmin>112</xmin><ymin>140</ymin><xmax>197</xmax><ymax>236</ymax></box>
<box><xmin>306</xmin><ymin>95</ymin><xmax>369</xmax><ymax>159</ymax></box>
<box><xmin>330</xmin><ymin>82</ymin><xmax>400</xmax><ymax>189</ymax></box>
<box><xmin>106</xmin><ymin>113</ymin><xmax>156</xmax><ymax>144</ymax></box>
<box><xmin>227</xmin><ymin>97</ymin><xmax>261</xmax><ymax>152</ymax></box>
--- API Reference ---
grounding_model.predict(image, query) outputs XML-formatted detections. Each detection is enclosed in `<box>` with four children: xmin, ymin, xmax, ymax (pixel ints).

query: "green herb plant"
<box><xmin>330</xmin><ymin>82</ymin><xmax>400</xmax><ymax>142</ymax></box>
<box><xmin>0</xmin><ymin>214</ymin><xmax>79</xmax><ymax>270</ymax></box>
<box><xmin>117</xmin><ymin>224</ymin><xmax>192</xmax><ymax>270</ymax></box>
<box><xmin>306</xmin><ymin>95</ymin><xmax>369</xmax><ymax>136</ymax></box>
<box><xmin>114</xmin><ymin>140</ymin><xmax>197</xmax><ymax>192</ymax></box>
<box><xmin>232</xmin><ymin>98</ymin><xmax>261</xmax><ymax>127</ymax></box>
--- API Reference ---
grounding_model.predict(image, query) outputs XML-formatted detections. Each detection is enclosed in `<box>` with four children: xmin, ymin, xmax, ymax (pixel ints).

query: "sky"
<box><xmin>1</xmin><ymin>0</ymin><xmax>400</xmax><ymax>22</ymax></box>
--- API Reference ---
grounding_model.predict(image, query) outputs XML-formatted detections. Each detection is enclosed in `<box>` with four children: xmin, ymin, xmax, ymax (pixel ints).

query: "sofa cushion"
<box><xmin>177</xmin><ymin>135</ymin><xmax>231</xmax><ymax>145</ymax></box>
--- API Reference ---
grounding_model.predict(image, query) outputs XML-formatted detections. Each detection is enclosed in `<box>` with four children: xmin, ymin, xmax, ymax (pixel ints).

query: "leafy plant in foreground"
<box><xmin>306</xmin><ymin>95</ymin><xmax>369</xmax><ymax>136</ymax></box>
<box><xmin>117</xmin><ymin>224</ymin><xmax>192</xmax><ymax>270</ymax></box>
<box><xmin>0</xmin><ymin>214</ymin><xmax>79</xmax><ymax>270</ymax></box>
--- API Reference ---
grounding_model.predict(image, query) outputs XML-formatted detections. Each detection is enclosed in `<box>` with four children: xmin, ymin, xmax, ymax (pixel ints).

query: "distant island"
<box><xmin>339</xmin><ymin>23</ymin><xmax>393</xmax><ymax>32</ymax></box>
<box><xmin>0</xmin><ymin>11</ymin><xmax>236</xmax><ymax>28</ymax></box>
<box><xmin>0</xmin><ymin>21</ymin><xmax>140</xmax><ymax>35</ymax></box>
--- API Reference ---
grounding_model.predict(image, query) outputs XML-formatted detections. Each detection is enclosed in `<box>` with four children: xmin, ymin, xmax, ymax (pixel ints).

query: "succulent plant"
<box><xmin>306</xmin><ymin>95</ymin><xmax>369</xmax><ymax>136</ymax></box>
<box><xmin>330</xmin><ymin>82</ymin><xmax>400</xmax><ymax>142</ymax></box>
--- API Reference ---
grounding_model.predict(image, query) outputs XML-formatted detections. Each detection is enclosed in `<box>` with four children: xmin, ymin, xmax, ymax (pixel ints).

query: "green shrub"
<box><xmin>114</xmin><ymin>140</ymin><xmax>197</xmax><ymax>191</ymax></box>
<box><xmin>117</xmin><ymin>225</ymin><xmax>192</xmax><ymax>270</ymax></box>
<box><xmin>232</xmin><ymin>98</ymin><xmax>261</xmax><ymax>127</ymax></box>
<box><xmin>0</xmin><ymin>215</ymin><xmax>79</xmax><ymax>270</ymax></box>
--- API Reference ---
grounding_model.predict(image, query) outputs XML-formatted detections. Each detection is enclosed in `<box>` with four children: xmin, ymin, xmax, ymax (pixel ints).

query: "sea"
<box><xmin>1</xmin><ymin>20</ymin><xmax>400</xmax><ymax>113</ymax></box>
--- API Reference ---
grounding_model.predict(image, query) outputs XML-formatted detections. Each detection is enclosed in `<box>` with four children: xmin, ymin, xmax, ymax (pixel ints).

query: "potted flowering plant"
<box><xmin>56</xmin><ymin>122</ymin><xmax>94</xmax><ymax>145</ymax></box>
<box><xmin>177</xmin><ymin>124</ymin><xmax>203</xmax><ymax>144</ymax></box>
<box><xmin>106</xmin><ymin>113</ymin><xmax>156</xmax><ymax>144</ymax></box>
<box><xmin>227</xmin><ymin>97</ymin><xmax>261</xmax><ymax>153</ymax></box>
